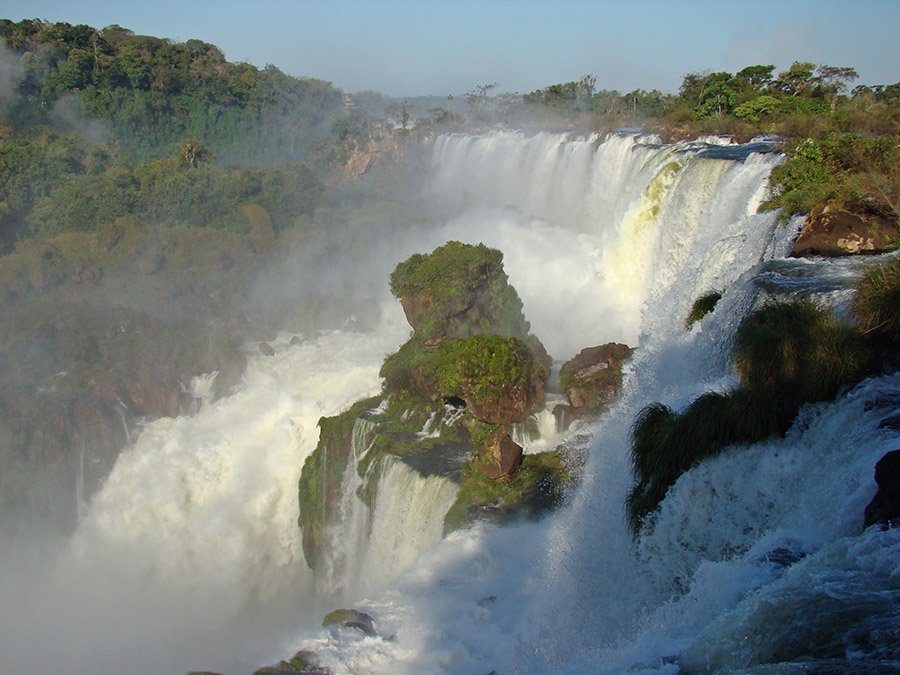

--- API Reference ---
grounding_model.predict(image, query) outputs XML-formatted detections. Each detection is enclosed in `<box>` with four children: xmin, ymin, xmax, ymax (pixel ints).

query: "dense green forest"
<box><xmin>0</xmin><ymin>18</ymin><xmax>897</xmax><ymax>263</ymax></box>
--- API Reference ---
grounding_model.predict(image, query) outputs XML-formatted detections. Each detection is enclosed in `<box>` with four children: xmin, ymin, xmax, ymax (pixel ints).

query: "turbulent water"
<box><xmin>2</xmin><ymin>130</ymin><xmax>897</xmax><ymax>674</ymax></box>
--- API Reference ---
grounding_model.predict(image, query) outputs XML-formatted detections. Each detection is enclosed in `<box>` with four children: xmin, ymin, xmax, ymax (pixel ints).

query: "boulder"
<box><xmin>478</xmin><ymin>431</ymin><xmax>523</xmax><ymax>480</ymax></box>
<box><xmin>864</xmin><ymin>449</ymin><xmax>900</xmax><ymax>528</ymax></box>
<box><xmin>560</xmin><ymin>343</ymin><xmax>634</xmax><ymax>412</ymax></box>
<box><xmin>322</xmin><ymin>608</ymin><xmax>376</xmax><ymax>636</ymax></box>
<box><xmin>791</xmin><ymin>200</ymin><xmax>899</xmax><ymax>257</ymax></box>
<box><xmin>253</xmin><ymin>650</ymin><xmax>322</xmax><ymax>674</ymax></box>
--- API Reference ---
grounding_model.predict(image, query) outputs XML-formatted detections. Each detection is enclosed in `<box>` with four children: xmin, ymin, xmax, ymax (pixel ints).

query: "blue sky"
<box><xmin>3</xmin><ymin>1</ymin><xmax>898</xmax><ymax>97</ymax></box>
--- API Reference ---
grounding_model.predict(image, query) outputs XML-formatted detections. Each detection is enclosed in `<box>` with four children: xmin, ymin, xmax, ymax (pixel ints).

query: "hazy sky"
<box><xmin>3</xmin><ymin>1</ymin><xmax>898</xmax><ymax>97</ymax></box>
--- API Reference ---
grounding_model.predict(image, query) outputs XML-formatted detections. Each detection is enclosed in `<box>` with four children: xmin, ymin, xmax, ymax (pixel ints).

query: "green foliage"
<box><xmin>426</xmin><ymin>336</ymin><xmax>533</xmax><ymax>405</ymax></box>
<box><xmin>26</xmin><ymin>165</ymin><xmax>141</xmax><ymax>235</ymax></box>
<box><xmin>0</xmin><ymin>19</ymin><xmax>347</xmax><ymax>164</ymax></box>
<box><xmin>852</xmin><ymin>260</ymin><xmax>900</xmax><ymax>342</ymax></box>
<box><xmin>628</xmin><ymin>298</ymin><xmax>875</xmax><ymax>531</ymax></box>
<box><xmin>379</xmin><ymin>338</ymin><xmax>429</xmax><ymax>393</ymax></box>
<box><xmin>390</xmin><ymin>240</ymin><xmax>502</xmax><ymax>302</ymax></box>
<box><xmin>685</xmin><ymin>291</ymin><xmax>722</xmax><ymax>328</ymax></box>
<box><xmin>733</xmin><ymin>299</ymin><xmax>872</xmax><ymax>402</ymax></box>
<box><xmin>733</xmin><ymin>95</ymin><xmax>780</xmax><ymax>122</ymax></box>
<box><xmin>763</xmin><ymin>139</ymin><xmax>836</xmax><ymax>218</ymax></box>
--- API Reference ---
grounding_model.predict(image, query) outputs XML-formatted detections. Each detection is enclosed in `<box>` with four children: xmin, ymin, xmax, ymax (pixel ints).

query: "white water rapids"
<box><xmin>2</xmin><ymin>130</ymin><xmax>896</xmax><ymax>674</ymax></box>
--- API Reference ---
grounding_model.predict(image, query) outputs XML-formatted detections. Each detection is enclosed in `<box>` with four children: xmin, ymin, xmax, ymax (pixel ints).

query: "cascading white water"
<box><xmin>283</xmin><ymin>132</ymin><xmax>897</xmax><ymax>673</ymax></box>
<box><xmin>6</xmin><ymin>129</ymin><xmax>894</xmax><ymax>675</ymax></box>
<box><xmin>426</xmin><ymin>131</ymin><xmax>783</xmax><ymax>357</ymax></box>
<box><xmin>358</xmin><ymin>458</ymin><xmax>458</xmax><ymax>592</ymax></box>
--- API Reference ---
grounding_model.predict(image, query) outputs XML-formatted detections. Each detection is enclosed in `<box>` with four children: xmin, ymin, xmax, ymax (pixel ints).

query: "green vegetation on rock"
<box><xmin>388</xmin><ymin>240</ymin><xmax>530</xmax><ymax>344</ymax></box>
<box><xmin>628</xmin><ymin>297</ymin><xmax>876</xmax><ymax>531</ymax></box>
<box><xmin>444</xmin><ymin>450</ymin><xmax>572</xmax><ymax>533</ymax></box>
<box><xmin>685</xmin><ymin>291</ymin><xmax>723</xmax><ymax>328</ymax></box>
<box><xmin>297</xmin><ymin>396</ymin><xmax>381</xmax><ymax>571</ymax></box>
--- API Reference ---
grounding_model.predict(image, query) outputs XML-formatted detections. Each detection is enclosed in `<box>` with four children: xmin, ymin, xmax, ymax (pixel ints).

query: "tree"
<box><xmin>816</xmin><ymin>65</ymin><xmax>858</xmax><ymax>113</ymax></box>
<box><xmin>697</xmin><ymin>72</ymin><xmax>738</xmax><ymax>118</ymax></box>
<box><xmin>776</xmin><ymin>62</ymin><xmax>817</xmax><ymax>97</ymax></box>
<box><xmin>733</xmin><ymin>95</ymin><xmax>780</xmax><ymax>122</ymax></box>
<box><xmin>735</xmin><ymin>65</ymin><xmax>775</xmax><ymax>90</ymax></box>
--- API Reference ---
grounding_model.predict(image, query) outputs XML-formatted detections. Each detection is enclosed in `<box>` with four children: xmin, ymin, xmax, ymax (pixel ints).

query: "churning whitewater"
<box><xmin>3</xmin><ymin>130</ymin><xmax>895</xmax><ymax>674</ymax></box>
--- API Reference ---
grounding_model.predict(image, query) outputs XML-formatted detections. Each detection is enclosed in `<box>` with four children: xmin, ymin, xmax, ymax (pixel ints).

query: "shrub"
<box><xmin>762</xmin><ymin>139</ymin><xmax>836</xmax><ymax>219</ymax></box>
<box><xmin>628</xmin><ymin>298</ymin><xmax>874</xmax><ymax>531</ymax></box>
<box><xmin>685</xmin><ymin>290</ymin><xmax>722</xmax><ymax>328</ymax></box>
<box><xmin>852</xmin><ymin>260</ymin><xmax>900</xmax><ymax>342</ymax></box>
<box><xmin>733</xmin><ymin>299</ymin><xmax>872</xmax><ymax>403</ymax></box>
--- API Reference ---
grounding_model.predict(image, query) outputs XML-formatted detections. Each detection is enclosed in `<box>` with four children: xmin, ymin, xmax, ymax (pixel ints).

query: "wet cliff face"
<box><xmin>0</xmin><ymin>300</ymin><xmax>246</xmax><ymax>534</ymax></box>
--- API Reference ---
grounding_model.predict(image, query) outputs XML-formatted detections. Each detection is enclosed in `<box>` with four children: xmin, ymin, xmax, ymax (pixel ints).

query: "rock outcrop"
<box><xmin>560</xmin><ymin>343</ymin><xmax>634</xmax><ymax>412</ymax></box>
<box><xmin>0</xmin><ymin>301</ymin><xmax>246</xmax><ymax>533</ymax></box>
<box><xmin>322</xmin><ymin>608</ymin><xmax>377</xmax><ymax>636</ymax></box>
<box><xmin>389</xmin><ymin>241</ymin><xmax>532</xmax><ymax>349</ymax></box>
<box><xmin>864</xmin><ymin>449</ymin><xmax>900</xmax><ymax>529</ymax></box>
<box><xmin>477</xmin><ymin>430</ymin><xmax>524</xmax><ymax>480</ymax></box>
<box><xmin>791</xmin><ymin>200</ymin><xmax>899</xmax><ymax>257</ymax></box>
<box><xmin>297</xmin><ymin>242</ymin><xmax>567</xmax><ymax>567</ymax></box>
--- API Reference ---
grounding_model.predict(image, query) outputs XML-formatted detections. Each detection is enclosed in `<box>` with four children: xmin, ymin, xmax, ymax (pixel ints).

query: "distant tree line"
<box><xmin>0</xmin><ymin>19</ymin><xmax>346</xmax><ymax>163</ymax></box>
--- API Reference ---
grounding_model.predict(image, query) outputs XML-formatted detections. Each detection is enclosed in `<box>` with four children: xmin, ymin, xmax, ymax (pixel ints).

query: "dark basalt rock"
<box><xmin>864</xmin><ymin>449</ymin><xmax>900</xmax><ymax>529</ymax></box>
<box><xmin>791</xmin><ymin>200</ymin><xmax>899</xmax><ymax>257</ymax></box>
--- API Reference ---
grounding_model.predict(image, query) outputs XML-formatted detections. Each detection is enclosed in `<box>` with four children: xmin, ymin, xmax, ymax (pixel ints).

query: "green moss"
<box><xmin>378</xmin><ymin>339</ymin><xmax>429</xmax><ymax>395</ymax></box>
<box><xmin>443</xmin><ymin>450</ymin><xmax>571</xmax><ymax>533</ymax></box>
<box><xmin>296</xmin><ymin>395</ymin><xmax>381</xmax><ymax>570</ymax></box>
<box><xmin>685</xmin><ymin>290</ymin><xmax>722</xmax><ymax>328</ymax></box>
<box><xmin>253</xmin><ymin>650</ymin><xmax>319</xmax><ymax>674</ymax></box>
<box><xmin>387</xmin><ymin>241</ymin><xmax>531</xmax><ymax>344</ymax></box>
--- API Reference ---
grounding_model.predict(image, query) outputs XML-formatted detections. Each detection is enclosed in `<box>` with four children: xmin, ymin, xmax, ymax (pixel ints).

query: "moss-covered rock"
<box><xmin>253</xmin><ymin>650</ymin><xmax>321</xmax><ymax>674</ymax></box>
<box><xmin>444</xmin><ymin>449</ymin><xmax>572</xmax><ymax>533</ymax></box>
<box><xmin>388</xmin><ymin>240</ymin><xmax>531</xmax><ymax>349</ymax></box>
<box><xmin>297</xmin><ymin>396</ymin><xmax>381</xmax><ymax>572</ymax></box>
<box><xmin>297</xmin><ymin>241</ymin><xmax>565</xmax><ymax>570</ymax></box>
<box><xmin>322</xmin><ymin>608</ymin><xmax>376</xmax><ymax>636</ymax></box>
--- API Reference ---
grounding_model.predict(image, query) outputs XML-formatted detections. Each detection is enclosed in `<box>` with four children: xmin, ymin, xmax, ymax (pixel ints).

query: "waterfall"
<box><xmin>6</xmin><ymin>130</ymin><xmax>893</xmax><ymax>675</ymax></box>
<box><xmin>426</xmin><ymin>131</ymin><xmax>783</xmax><ymax>357</ymax></box>
<box><xmin>357</xmin><ymin>458</ymin><xmax>458</xmax><ymax>592</ymax></box>
<box><xmin>287</xmin><ymin>132</ymin><xmax>897</xmax><ymax>673</ymax></box>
